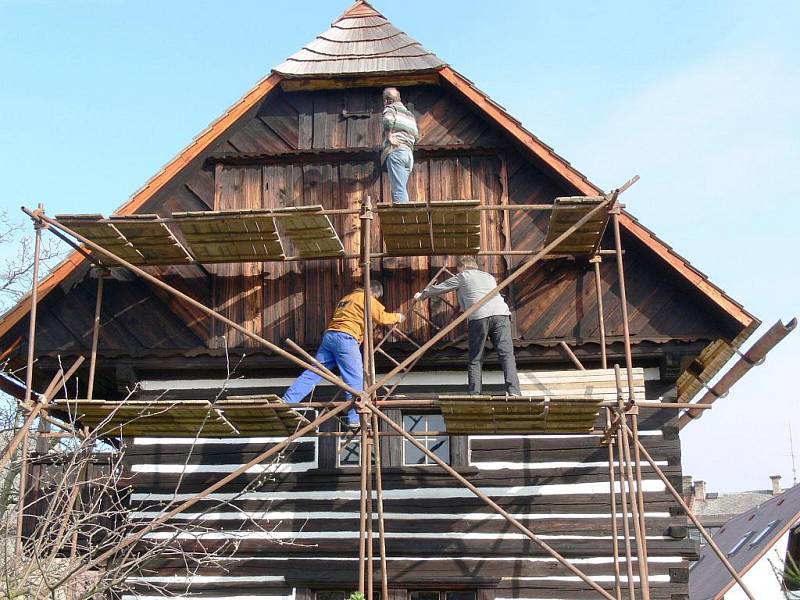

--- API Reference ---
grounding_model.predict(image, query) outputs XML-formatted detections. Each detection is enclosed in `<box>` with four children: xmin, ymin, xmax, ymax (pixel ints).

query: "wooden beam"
<box><xmin>280</xmin><ymin>72</ymin><xmax>440</xmax><ymax>92</ymax></box>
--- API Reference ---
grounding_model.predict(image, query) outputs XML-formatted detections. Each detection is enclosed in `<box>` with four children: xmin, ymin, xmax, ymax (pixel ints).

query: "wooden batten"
<box><xmin>280</xmin><ymin>72</ymin><xmax>440</xmax><ymax>92</ymax></box>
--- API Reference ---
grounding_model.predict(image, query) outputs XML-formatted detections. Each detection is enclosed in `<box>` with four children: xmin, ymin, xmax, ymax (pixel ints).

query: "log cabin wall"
<box><xmin>206</xmin><ymin>84</ymin><xmax>512</xmax><ymax>348</ymax></box>
<box><xmin>124</xmin><ymin>374</ymin><xmax>692</xmax><ymax>599</ymax></box>
<box><xmin>6</xmin><ymin>81</ymin><xmax>732</xmax><ymax>600</ymax></box>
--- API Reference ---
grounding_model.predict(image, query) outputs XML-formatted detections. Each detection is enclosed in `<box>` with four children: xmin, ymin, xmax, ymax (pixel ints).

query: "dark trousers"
<box><xmin>467</xmin><ymin>315</ymin><xmax>521</xmax><ymax>395</ymax></box>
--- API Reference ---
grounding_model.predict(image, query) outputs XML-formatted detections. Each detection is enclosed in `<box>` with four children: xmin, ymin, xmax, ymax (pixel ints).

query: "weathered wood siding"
<box><xmin>124</xmin><ymin>378</ymin><xmax>691</xmax><ymax>599</ymax></box>
<box><xmin>210</xmin><ymin>154</ymin><xmax>507</xmax><ymax>348</ymax></box>
<box><xmin>14</xmin><ymin>83</ymin><xmax>741</xmax><ymax>381</ymax></box>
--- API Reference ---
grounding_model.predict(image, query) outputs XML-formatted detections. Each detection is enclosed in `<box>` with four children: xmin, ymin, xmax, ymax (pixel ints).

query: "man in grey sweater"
<box><xmin>413</xmin><ymin>256</ymin><xmax>521</xmax><ymax>396</ymax></box>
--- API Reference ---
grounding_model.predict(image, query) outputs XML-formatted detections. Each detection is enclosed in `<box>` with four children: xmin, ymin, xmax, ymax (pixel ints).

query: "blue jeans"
<box><xmin>283</xmin><ymin>330</ymin><xmax>362</xmax><ymax>425</ymax></box>
<box><xmin>386</xmin><ymin>147</ymin><xmax>413</xmax><ymax>203</ymax></box>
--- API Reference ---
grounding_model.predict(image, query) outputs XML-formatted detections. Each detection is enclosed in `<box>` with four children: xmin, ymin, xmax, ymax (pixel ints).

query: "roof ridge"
<box><xmin>334</xmin><ymin>0</ymin><xmax>384</xmax><ymax>23</ymax></box>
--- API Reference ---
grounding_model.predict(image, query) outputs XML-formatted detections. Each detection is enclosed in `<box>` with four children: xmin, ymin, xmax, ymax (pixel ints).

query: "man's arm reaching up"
<box><xmin>372</xmin><ymin>298</ymin><xmax>405</xmax><ymax>325</ymax></box>
<box><xmin>414</xmin><ymin>273</ymin><xmax>461</xmax><ymax>301</ymax></box>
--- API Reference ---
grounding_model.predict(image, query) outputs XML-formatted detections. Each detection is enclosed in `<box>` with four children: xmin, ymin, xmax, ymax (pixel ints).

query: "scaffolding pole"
<box><xmin>364</xmin><ymin>398</ymin><xmax>617</xmax><ymax>600</ymax></box>
<box><xmin>86</xmin><ymin>272</ymin><xmax>107</xmax><ymax>400</ymax></box>
<box><xmin>20</xmin><ymin>180</ymin><xmax>680</xmax><ymax>599</ymax></box>
<box><xmin>23</xmin><ymin>208</ymin><xmax>360</xmax><ymax>399</ymax></box>
<box><xmin>591</xmin><ymin>256</ymin><xmax>608</xmax><ymax>369</ymax></box>
<box><xmin>604</xmin><ymin>408</ymin><xmax>623</xmax><ymax>600</ymax></box>
<box><xmin>630</xmin><ymin>425</ymin><xmax>757</xmax><ymax>600</ymax></box>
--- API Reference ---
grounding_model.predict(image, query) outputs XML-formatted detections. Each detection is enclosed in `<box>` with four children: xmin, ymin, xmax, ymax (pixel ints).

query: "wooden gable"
<box><xmin>4</xmin><ymin>81</ymin><xmax>744</xmax><ymax>369</ymax></box>
<box><xmin>0</xmin><ymin>1</ymin><xmax>756</xmax><ymax>402</ymax></box>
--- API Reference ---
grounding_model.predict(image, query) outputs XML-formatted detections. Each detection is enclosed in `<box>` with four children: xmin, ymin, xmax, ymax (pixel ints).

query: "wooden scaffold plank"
<box><xmin>173</xmin><ymin>208</ymin><xmax>286</xmax><ymax>262</ymax></box>
<box><xmin>377</xmin><ymin>200</ymin><xmax>481</xmax><ymax>256</ymax></box>
<box><xmin>543</xmin><ymin>196</ymin><xmax>610</xmax><ymax>255</ymax></box>
<box><xmin>55</xmin><ymin>214</ymin><xmax>145</xmax><ymax>264</ymax></box>
<box><xmin>49</xmin><ymin>396</ymin><xmax>310</xmax><ymax>437</ymax></box>
<box><xmin>274</xmin><ymin>205</ymin><xmax>345</xmax><ymax>259</ymax></box>
<box><xmin>109</xmin><ymin>214</ymin><xmax>193</xmax><ymax>265</ymax></box>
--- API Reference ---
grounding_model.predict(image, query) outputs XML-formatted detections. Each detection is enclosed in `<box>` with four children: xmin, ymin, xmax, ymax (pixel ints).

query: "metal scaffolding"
<box><xmin>10</xmin><ymin>179</ymin><xmax>785</xmax><ymax>600</ymax></box>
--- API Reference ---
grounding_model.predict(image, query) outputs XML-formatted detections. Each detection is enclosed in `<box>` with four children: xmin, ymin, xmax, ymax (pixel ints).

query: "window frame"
<box><xmin>401</xmin><ymin>412</ymin><xmax>450</xmax><ymax>467</ymax></box>
<box><xmin>337</xmin><ymin>421</ymin><xmax>362</xmax><ymax>468</ymax></box>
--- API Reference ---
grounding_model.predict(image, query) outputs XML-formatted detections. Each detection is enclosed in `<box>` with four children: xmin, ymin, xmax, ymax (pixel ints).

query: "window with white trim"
<box><xmin>338</xmin><ymin>421</ymin><xmax>361</xmax><ymax>467</ymax></box>
<box><xmin>403</xmin><ymin>413</ymin><xmax>449</xmax><ymax>466</ymax></box>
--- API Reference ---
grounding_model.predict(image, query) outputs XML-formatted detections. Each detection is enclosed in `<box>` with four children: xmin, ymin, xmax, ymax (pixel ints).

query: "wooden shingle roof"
<box><xmin>274</xmin><ymin>0</ymin><xmax>444</xmax><ymax>77</ymax></box>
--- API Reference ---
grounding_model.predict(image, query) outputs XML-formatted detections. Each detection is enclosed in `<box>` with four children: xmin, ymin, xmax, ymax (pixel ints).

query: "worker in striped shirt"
<box><xmin>381</xmin><ymin>87</ymin><xmax>419</xmax><ymax>203</ymax></box>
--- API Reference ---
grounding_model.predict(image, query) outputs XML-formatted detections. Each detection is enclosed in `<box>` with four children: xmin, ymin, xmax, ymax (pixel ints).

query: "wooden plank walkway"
<box><xmin>377</xmin><ymin>200</ymin><xmax>481</xmax><ymax>256</ymax></box>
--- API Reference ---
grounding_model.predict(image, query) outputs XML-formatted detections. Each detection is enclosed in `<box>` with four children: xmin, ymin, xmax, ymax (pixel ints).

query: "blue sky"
<box><xmin>1</xmin><ymin>0</ymin><xmax>798</xmax><ymax>491</ymax></box>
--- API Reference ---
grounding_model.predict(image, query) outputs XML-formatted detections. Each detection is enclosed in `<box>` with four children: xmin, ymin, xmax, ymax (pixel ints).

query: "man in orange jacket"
<box><xmin>282</xmin><ymin>280</ymin><xmax>405</xmax><ymax>427</ymax></box>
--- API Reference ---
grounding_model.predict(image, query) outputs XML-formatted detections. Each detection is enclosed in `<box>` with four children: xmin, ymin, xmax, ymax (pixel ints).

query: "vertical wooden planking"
<box><xmin>455</xmin><ymin>155</ymin><xmax>473</xmax><ymax>200</ymax></box>
<box><xmin>312</xmin><ymin>91</ymin><xmax>347</xmax><ymax>150</ymax></box>
<box><xmin>345</xmin><ymin>89</ymin><xmax>370</xmax><ymax>148</ymax></box>
<box><xmin>338</xmin><ymin>161</ymin><xmax>365</xmax><ymax>291</ymax></box>
<box><xmin>213</xmin><ymin>167</ymin><xmax>264</xmax><ymax>348</ymax></box>
<box><xmin>290</xmin><ymin>92</ymin><xmax>314</xmax><ymax>150</ymax></box>
<box><xmin>302</xmin><ymin>164</ymin><xmax>325</xmax><ymax>346</ymax></box>
<box><xmin>241</xmin><ymin>168</ymin><xmax>264</xmax><ymax>347</ymax></box>
<box><xmin>319</xmin><ymin>162</ymin><xmax>340</xmax><ymax>320</ymax></box>
<box><xmin>366</xmin><ymin>86</ymin><xmax>385</xmax><ymax>148</ymax></box>
<box><xmin>427</xmin><ymin>158</ymin><xmax>461</xmax><ymax>340</ymax></box>
<box><xmin>263</xmin><ymin>165</ymin><xmax>296</xmax><ymax>343</ymax></box>
<box><xmin>408</xmin><ymin>158</ymin><xmax>431</xmax><ymax>342</ymax></box>
<box><xmin>215</xmin><ymin>167</ymin><xmax>240</xmax><ymax>346</ymax></box>
<box><xmin>472</xmin><ymin>156</ymin><xmax>505</xmax><ymax>276</ymax></box>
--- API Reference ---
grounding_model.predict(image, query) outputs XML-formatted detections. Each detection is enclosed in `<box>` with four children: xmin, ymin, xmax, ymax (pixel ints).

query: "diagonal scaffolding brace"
<box><xmin>18</xmin><ymin>176</ymin><xmax>676</xmax><ymax>599</ymax></box>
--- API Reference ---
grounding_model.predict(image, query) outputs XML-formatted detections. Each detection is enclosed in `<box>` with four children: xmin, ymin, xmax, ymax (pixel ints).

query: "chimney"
<box><xmin>682</xmin><ymin>476</ymin><xmax>693</xmax><ymax>496</ymax></box>
<box><xmin>695</xmin><ymin>480</ymin><xmax>706</xmax><ymax>501</ymax></box>
<box><xmin>770</xmin><ymin>475</ymin><xmax>782</xmax><ymax>495</ymax></box>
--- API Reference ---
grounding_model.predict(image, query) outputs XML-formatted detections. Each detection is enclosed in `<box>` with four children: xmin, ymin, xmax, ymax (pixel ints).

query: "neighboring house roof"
<box><xmin>274</xmin><ymin>1</ymin><xmax>444</xmax><ymax>77</ymax></box>
<box><xmin>0</xmin><ymin>0</ymin><xmax>758</xmax><ymax>387</ymax></box>
<box><xmin>690</xmin><ymin>482</ymin><xmax>800</xmax><ymax>600</ymax></box>
<box><xmin>693</xmin><ymin>490</ymin><xmax>779</xmax><ymax>525</ymax></box>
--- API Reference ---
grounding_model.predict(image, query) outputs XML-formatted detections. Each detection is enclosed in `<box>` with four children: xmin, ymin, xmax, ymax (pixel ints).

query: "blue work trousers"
<box><xmin>386</xmin><ymin>147</ymin><xmax>413</xmax><ymax>203</ymax></box>
<box><xmin>282</xmin><ymin>330</ymin><xmax>362</xmax><ymax>425</ymax></box>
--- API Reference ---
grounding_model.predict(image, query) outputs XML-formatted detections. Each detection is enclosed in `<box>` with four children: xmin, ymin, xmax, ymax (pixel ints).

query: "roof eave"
<box><xmin>0</xmin><ymin>71</ymin><xmax>285</xmax><ymax>342</ymax></box>
<box><xmin>437</xmin><ymin>65</ymin><xmax>757</xmax><ymax>335</ymax></box>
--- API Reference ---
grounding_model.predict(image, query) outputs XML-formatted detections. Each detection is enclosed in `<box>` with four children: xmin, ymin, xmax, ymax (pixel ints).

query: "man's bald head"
<box><xmin>383</xmin><ymin>87</ymin><xmax>401</xmax><ymax>105</ymax></box>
